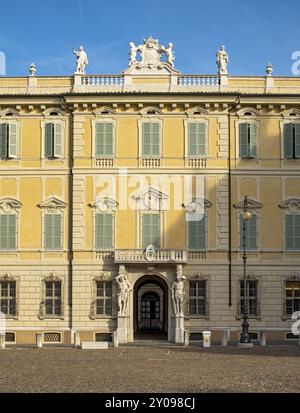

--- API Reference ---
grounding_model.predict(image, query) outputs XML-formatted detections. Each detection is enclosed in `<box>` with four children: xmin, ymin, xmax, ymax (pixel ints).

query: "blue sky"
<box><xmin>0</xmin><ymin>0</ymin><xmax>300</xmax><ymax>77</ymax></box>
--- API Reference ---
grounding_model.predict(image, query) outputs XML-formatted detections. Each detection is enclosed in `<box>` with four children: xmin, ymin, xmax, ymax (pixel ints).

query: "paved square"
<box><xmin>0</xmin><ymin>345</ymin><xmax>299</xmax><ymax>393</ymax></box>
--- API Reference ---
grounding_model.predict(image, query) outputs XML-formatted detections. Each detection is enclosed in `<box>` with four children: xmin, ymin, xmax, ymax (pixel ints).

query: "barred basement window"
<box><xmin>95</xmin><ymin>333</ymin><xmax>113</xmax><ymax>342</ymax></box>
<box><xmin>285</xmin><ymin>332</ymin><xmax>298</xmax><ymax>340</ymax></box>
<box><xmin>43</xmin><ymin>332</ymin><xmax>62</xmax><ymax>343</ymax></box>
<box><xmin>0</xmin><ymin>281</ymin><xmax>16</xmax><ymax>316</ymax></box>
<box><xmin>189</xmin><ymin>281</ymin><xmax>207</xmax><ymax>316</ymax></box>
<box><xmin>240</xmin><ymin>280</ymin><xmax>258</xmax><ymax>317</ymax></box>
<box><xmin>285</xmin><ymin>281</ymin><xmax>300</xmax><ymax>316</ymax></box>
<box><xmin>96</xmin><ymin>281</ymin><xmax>112</xmax><ymax>316</ymax></box>
<box><xmin>45</xmin><ymin>281</ymin><xmax>62</xmax><ymax>317</ymax></box>
<box><xmin>239</xmin><ymin>331</ymin><xmax>259</xmax><ymax>341</ymax></box>
<box><xmin>5</xmin><ymin>332</ymin><xmax>16</xmax><ymax>343</ymax></box>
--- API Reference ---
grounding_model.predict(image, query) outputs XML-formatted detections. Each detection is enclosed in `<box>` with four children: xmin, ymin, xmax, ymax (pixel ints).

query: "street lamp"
<box><xmin>238</xmin><ymin>195</ymin><xmax>254</xmax><ymax>348</ymax></box>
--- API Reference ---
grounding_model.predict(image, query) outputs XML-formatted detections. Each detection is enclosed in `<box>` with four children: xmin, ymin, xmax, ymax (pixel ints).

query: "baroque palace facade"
<box><xmin>0</xmin><ymin>37</ymin><xmax>299</xmax><ymax>346</ymax></box>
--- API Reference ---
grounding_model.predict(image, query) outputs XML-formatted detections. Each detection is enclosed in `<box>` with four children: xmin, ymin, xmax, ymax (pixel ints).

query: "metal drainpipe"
<box><xmin>227</xmin><ymin>95</ymin><xmax>241</xmax><ymax>307</ymax></box>
<box><xmin>61</xmin><ymin>96</ymin><xmax>74</xmax><ymax>341</ymax></box>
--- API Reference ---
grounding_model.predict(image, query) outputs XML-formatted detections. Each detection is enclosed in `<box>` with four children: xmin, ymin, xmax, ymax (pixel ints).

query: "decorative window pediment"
<box><xmin>0</xmin><ymin>198</ymin><xmax>22</xmax><ymax>214</ymax></box>
<box><xmin>185</xmin><ymin>106</ymin><xmax>209</xmax><ymax>116</ymax></box>
<box><xmin>43</xmin><ymin>272</ymin><xmax>62</xmax><ymax>282</ymax></box>
<box><xmin>0</xmin><ymin>108</ymin><xmax>20</xmax><ymax>117</ymax></box>
<box><xmin>93</xmin><ymin>106</ymin><xmax>116</xmax><ymax>116</ymax></box>
<box><xmin>282</xmin><ymin>108</ymin><xmax>300</xmax><ymax>118</ymax></box>
<box><xmin>139</xmin><ymin>106</ymin><xmax>163</xmax><ymax>115</ymax></box>
<box><xmin>93</xmin><ymin>272</ymin><xmax>113</xmax><ymax>282</ymax></box>
<box><xmin>43</xmin><ymin>107</ymin><xmax>65</xmax><ymax>117</ymax></box>
<box><xmin>89</xmin><ymin>197</ymin><xmax>118</xmax><ymax>212</ymax></box>
<box><xmin>286</xmin><ymin>272</ymin><xmax>300</xmax><ymax>281</ymax></box>
<box><xmin>132</xmin><ymin>186</ymin><xmax>168</xmax><ymax>210</ymax></box>
<box><xmin>183</xmin><ymin>198</ymin><xmax>212</xmax><ymax>213</ymax></box>
<box><xmin>234</xmin><ymin>198</ymin><xmax>263</xmax><ymax>211</ymax></box>
<box><xmin>0</xmin><ymin>273</ymin><xmax>15</xmax><ymax>282</ymax></box>
<box><xmin>279</xmin><ymin>198</ymin><xmax>300</xmax><ymax>213</ymax></box>
<box><xmin>38</xmin><ymin>196</ymin><xmax>67</xmax><ymax>213</ymax></box>
<box><xmin>237</xmin><ymin>107</ymin><xmax>260</xmax><ymax>117</ymax></box>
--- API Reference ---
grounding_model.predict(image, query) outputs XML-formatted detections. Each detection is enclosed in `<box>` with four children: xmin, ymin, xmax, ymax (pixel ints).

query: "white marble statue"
<box><xmin>129</xmin><ymin>42</ymin><xmax>140</xmax><ymax>67</ymax></box>
<box><xmin>116</xmin><ymin>267</ymin><xmax>131</xmax><ymax>316</ymax></box>
<box><xmin>73</xmin><ymin>46</ymin><xmax>88</xmax><ymax>74</ymax></box>
<box><xmin>216</xmin><ymin>45</ymin><xmax>229</xmax><ymax>75</ymax></box>
<box><xmin>172</xmin><ymin>266</ymin><xmax>186</xmax><ymax>316</ymax></box>
<box><xmin>163</xmin><ymin>43</ymin><xmax>175</xmax><ymax>67</ymax></box>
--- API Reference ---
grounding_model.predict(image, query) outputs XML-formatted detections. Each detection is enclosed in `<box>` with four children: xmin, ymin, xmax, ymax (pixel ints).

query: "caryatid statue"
<box><xmin>216</xmin><ymin>45</ymin><xmax>229</xmax><ymax>75</ymax></box>
<box><xmin>73</xmin><ymin>46</ymin><xmax>88</xmax><ymax>74</ymax></box>
<box><xmin>116</xmin><ymin>266</ymin><xmax>131</xmax><ymax>316</ymax></box>
<box><xmin>172</xmin><ymin>265</ymin><xmax>186</xmax><ymax>316</ymax></box>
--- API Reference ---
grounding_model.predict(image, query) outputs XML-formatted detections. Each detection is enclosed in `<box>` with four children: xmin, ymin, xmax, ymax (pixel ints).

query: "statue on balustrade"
<box><xmin>216</xmin><ymin>45</ymin><xmax>229</xmax><ymax>75</ymax></box>
<box><xmin>116</xmin><ymin>266</ymin><xmax>131</xmax><ymax>316</ymax></box>
<box><xmin>73</xmin><ymin>46</ymin><xmax>89</xmax><ymax>74</ymax></box>
<box><xmin>172</xmin><ymin>265</ymin><xmax>186</xmax><ymax>316</ymax></box>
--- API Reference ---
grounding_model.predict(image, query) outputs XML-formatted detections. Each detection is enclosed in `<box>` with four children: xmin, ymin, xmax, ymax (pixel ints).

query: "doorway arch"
<box><xmin>133</xmin><ymin>274</ymin><xmax>168</xmax><ymax>338</ymax></box>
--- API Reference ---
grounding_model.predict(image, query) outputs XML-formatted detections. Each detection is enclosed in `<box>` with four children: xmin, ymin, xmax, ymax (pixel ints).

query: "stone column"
<box><xmin>0</xmin><ymin>334</ymin><xmax>5</xmax><ymax>349</ymax></box>
<box><xmin>75</xmin><ymin>332</ymin><xmax>81</xmax><ymax>347</ymax></box>
<box><xmin>36</xmin><ymin>333</ymin><xmax>43</xmax><ymax>348</ymax></box>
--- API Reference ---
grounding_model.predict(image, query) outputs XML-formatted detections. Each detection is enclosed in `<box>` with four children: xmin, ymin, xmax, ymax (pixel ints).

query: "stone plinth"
<box><xmin>174</xmin><ymin>315</ymin><xmax>184</xmax><ymax>344</ymax></box>
<box><xmin>0</xmin><ymin>334</ymin><xmax>5</xmax><ymax>349</ymax></box>
<box><xmin>117</xmin><ymin>315</ymin><xmax>128</xmax><ymax>344</ymax></box>
<box><xmin>222</xmin><ymin>329</ymin><xmax>230</xmax><ymax>346</ymax></box>
<box><xmin>237</xmin><ymin>342</ymin><xmax>254</xmax><ymax>349</ymax></box>
<box><xmin>36</xmin><ymin>333</ymin><xmax>43</xmax><ymax>348</ymax></box>
<box><xmin>75</xmin><ymin>332</ymin><xmax>81</xmax><ymax>347</ymax></box>
<box><xmin>81</xmin><ymin>341</ymin><xmax>108</xmax><ymax>349</ymax></box>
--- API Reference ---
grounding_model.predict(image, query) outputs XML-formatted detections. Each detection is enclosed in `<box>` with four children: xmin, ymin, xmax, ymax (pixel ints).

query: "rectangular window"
<box><xmin>45</xmin><ymin>123</ymin><xmax>63</xmax><ymax>159</ymax></box>
<box><xmin>0</xmin><ymin>214</ymin><xmax>17</xmax><ymax>250</ymax></box>
<box><xmin>285</xmin><ymin>214</ymin><xmax>300</xmax><ymax>250</ymax></box>
<box><xmin>240</xmin><ymin>280</ymin><xmax>258</xmax><ymax>317</ymax></box>
<box><xmin>142</xmin><ymin>213</ymin><xmax>160</xmax><ymax>249</ymax></box>
<box><xmin>45</xmin><ymin>281</ymin><xmax>62</xmax><ymax>317</ymax></box>
<box><xmin>0</xmin><ymin>281</ymin><xmax>16</xmax><ymax>316</ymax></box>
<box><xmin>96</xmin><ymin>281</ymin><xmax>112</xmax><ymax>316</ymax></box>
<box><xmin>239</xmin><ymin>213</ymin><xmax>257</xmax><ymax>250</ymax></box>
<box><xmin>142</xmin><ymin>122</ymin><xmax>160</xmax><ymax>157</ymax></box>
<box><xmin>95</xmin><ymin>213</ymin><xmax>113</xmax><ymax>250</ymax></box>
<box><xmin>285</xmin><ymin>281</ymin><xmax>300</xmax><ymax>316</ymax></box>
<box><xmin>188</xmin><ymin>123</ymin><xmax>206</xmax><ymax>157</ymax></box>
<box><xmin>0</xmin><ymin>123</ymin><xmax>17</xmax><ymax>159</ymax></box>
<box><xmin>95</xmin><ymin>122</ymin><xmax>114</xmax><ymax>157</ymax></box>
<box><xmin>239</xmin><ymin>123</ymin><xmax>257</xmax><ymax>158</ymax></box>
<box><xmin>189</xmin><ymin>281</ymin><xmax>207</xmax><ymax>316</ymax></box>
<box><xmin>44</xmin><ymin>214</ymin><xmax>62</xmax><ymax>250</ymax></box>
<box><xmin>284</xmin><ymin>123</ymin><xmax>300</xmax><ymax>159</ymax></box>
<box><xmin>188</xmin><ymin>214</ymin><xmax>207</xmax><ymax>250</ymax></box>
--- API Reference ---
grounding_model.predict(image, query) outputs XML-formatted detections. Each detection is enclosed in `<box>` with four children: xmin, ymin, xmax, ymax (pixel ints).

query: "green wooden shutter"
<box><xmin>53</xmin><ymin>215</ymin><xmax>62</xmax><ymax>249</ymax></box>
<box><xmin>44</xmin><ymin>215</ymin><xmax>53</xmax><ymax>249</ymax></box>
<box><xmin>239</xmin><ymin>123</ymin><xmax>248</xmax><ymax>158</ymax></box>
<box><xmin>8</xmin><ymin>123</ymin><xmax>17</xmax><ymax>158</ymax></box>
<box><xmin>142</xmin><ymin>123</ymin><xmax>151</xmax><ymax>157</ymax></box>
<box><xmin>197</xmin><ymin>123</ymin><xmax>206</xmax><ymax>156</ymax></box>
<box><xmin>249</xmin><ymin>124</ymin><xmax>257</xmax><ymax>158</ymax></box>
<box><xmin>188</xmin><ymin>123</ymin><xmax>206</xmax><ymax>156</ymax></box>
<box><xmin>95</xmin><ymin>123</ymin><xmax>113</xmax><ymax>156</ymax></box>
<box><xmin>151</xmin><ymin>123</ymin><xmax>160</xmax><ymax>156</ymax></box>
<box><xmin>284</xmin><ymin>124</ymin><xmax>293</xmax><ymax>159</ymax></box>
<box><xmin>285</xmin><ymin>215</ymin><xmax>294</xmax><ymax>250</ymax></box>
<box><xmin>188</xmin><ymin>123</ymin><xmax>197</xmax><ymax>156</ymax></box>
<box><xmin>295</xmin><ymin>124</ymin><xmax>300</xmax><ymax>158</ymax></box>
<box><xmin>295</xmin><ymin>215</ymin><xmax>300</xmax><ymax>249</ymax></box>
<box><xmin>54</xmin><ymin>123</ymin><xmax>63</xmax><ymax>158</ymax></box>
<box><xmin>104</xmin><ymin>123</ymin><xmax>113</xmax><ymax>156</ymax></box>
<box><xmin>0</xmin><ymin>123</ymin><xmax>8</xmax><ymax>158</ymax></box>
<box><xmin>7</xmin><ymin>215</ymin><xmax>16</xmax><ymax>249</ymax></box>
<box><xmin>45</xmin><ymin>123</ymin><xmax>53</xmax><ymax>158</ymax></box>
<box><xmin>248</xmin><ymin>214</ymin><xmax>257</xmax><ymax>250</ymax></box>
<box><xmin>142</xmin><ymin>214</ymin><xmax>160</xmax><ymax>248</ymax></box>
<box><xmin>95</xmin><ymin>214</ymin><xmax>113</xmax><ymax>250</ymax></box>
<box><xmin>188</xmin><ymin>215</ymin><xmax>206</xmax><ymax>250</ymax></box>
<box><xmin>0</xmin><ymin>215</ymin><xmax>7</xmax><ymax>249</ymax></box>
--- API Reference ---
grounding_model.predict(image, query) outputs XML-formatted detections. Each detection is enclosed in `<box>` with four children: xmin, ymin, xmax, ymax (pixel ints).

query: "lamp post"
<box><xmin>238</xmin><ymin>195</ymin><xmax>254</xmax><ymax>348</ymax></box>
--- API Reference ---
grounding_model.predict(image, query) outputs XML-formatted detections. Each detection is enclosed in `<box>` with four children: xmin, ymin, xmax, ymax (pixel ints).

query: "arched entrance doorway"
<box><xmin>133</xmin><ymin>275</ymin><xmax>168</xmax><ymax>339</ymax></box>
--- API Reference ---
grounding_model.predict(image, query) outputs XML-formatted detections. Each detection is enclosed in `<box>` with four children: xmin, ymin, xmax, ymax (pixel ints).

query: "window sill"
<box><xmin>236</xmin><ymin>315</ymin><xmax>261</xmax><ymax>321</ymax></box>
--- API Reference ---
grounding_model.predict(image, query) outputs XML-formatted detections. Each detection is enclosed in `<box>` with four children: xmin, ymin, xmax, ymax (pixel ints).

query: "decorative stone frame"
<box><xmin>89</xmin><ymin>197</ymin><xmax>118</xmax><ymax>252</ymax></box>
<box><xmin>38</xmin><ymin>196</ymin><xmax>67</xmax><ymax>252</ymax></box>
<box><xmin>0</xmin><ymin>273</ymin><xmax>19</xmax><ymax>320</ymax></box>
<box><xmin>186</xmin><ymin>273</ymin><xmax>210</xmax><ymax>320</ymax></box>
<box><xmin>0</xmin><ymin>116</ymin><xmax>21</xmax><ymax>160</ymax></box>
<box><xmin>91</xmin><ymin>110</ymin><xmax>117</xmax><ymax>159</ymax></box>
<box><xmin>183</xmin><ymin>198</ymin><xmax>213</xmax><ymax>251</ymax></box>
<box><xmin>235</xmin><ymin>273</ymin><xmax>261</xmax><ymax>320</ymax></box>
<box><xmin>280</xmin><ymin>109</ymin><xmax>300</xmax><ymax>160</ymax></box>
<box><xmin>0</xmin><ymin>198</ymin><xmax>22</xmax><ymax>251</ymax></box>
<box><xmin>235</xmin><ymin>108</ymin><xmax>260</xmax><ymax>160</ymax></box>
<box><xmin>184</xmin><ymin>107</ymin><xmax>209</xmax><ymax>159</ymax></box>
<box><xmin>132</xmin><ymin>187</ymin><xmax>169</xmax><ymax>249</ymax></box>
<box><xmin>89</xmin><ymin>272</ymin><xmax>116</xmax><ymax>320</ymax></box>
<box><xmin>41</xmin><ymin>109</ymin><xmax>66</xmax><ymax>160</ymax></box>
<box><xmin>138</xmin><ymin>115</ymin><xmax>163</xmax><ymax>159</ymax></box>
<box><xmin>279</xmin><ymin>198</ymin><xmax>300</xmax><ymax>251</ymax></box>
<box><xmin>38</xmin><ymin>273</ymin><xmax>65</xmax><ymax>320</ymax></box>
<box><xmin>234</xmin><ymin>198</ymin><xmax>263</xmax><ymax>251</ymax></box>
<box><xmin>281</xmin><ymin>272</ymin><xmax>300</xmax><ymax>320</ymax></box>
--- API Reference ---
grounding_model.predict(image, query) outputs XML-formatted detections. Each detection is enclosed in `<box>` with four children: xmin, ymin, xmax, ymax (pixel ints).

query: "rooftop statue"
<box><xmin>216</xmin><ymin>45</ymin><xmax>229</xmax><ymax>75</ymax></box>
<box><xmin>73</xmin><ymin>46</ymin><xmax>89</xmax><ymax>75</ymax></box>
<box><xmin>128</xmin><ymin>36</ymin><xmax>175</xmax><ymax>70</ymax></box>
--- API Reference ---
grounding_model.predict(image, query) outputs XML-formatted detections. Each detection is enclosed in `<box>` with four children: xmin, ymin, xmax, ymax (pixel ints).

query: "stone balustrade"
<box><xmin>185</xmin><ymin>158</ymin><xmax>207</xmax><ymax>168</ymax></box>
<box><xmin>95</xmin><ymin>158</ymin><xmax>114</xmax><ymax>168</ymax></box>
<box><xmin>114</xmin><ymin>249</ymin><xmax>188</xmax><ymax>263</ymax></box>
<box><xmin>178</xmin><ymin>75</ymin><xmax>220</xmax><ymax>87</ymax></box>
<box><xmin>81</xmin><ymin>75</ymin><xmax>124</xmax><ymax>86</ymax></box>
<box><xmin>139</xmin><ymin>158</ymin><xmax>161</xmax><ymax>168</ymax></box>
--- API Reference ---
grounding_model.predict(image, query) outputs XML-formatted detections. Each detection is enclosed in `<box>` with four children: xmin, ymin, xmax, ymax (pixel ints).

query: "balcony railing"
<box><xmin>81</xmin><ymin>75</ymin><xmax>124</xmax><ymax>86</ymax></box>
<box><xmin>178</xmin><ymin>75</ymin><xmax>220</xmax><ymax>87</ymax></box>
<box><xmin>114</xmin><ymin>249</ymin><xmax>187</xmax><ymax>263</ymax></box>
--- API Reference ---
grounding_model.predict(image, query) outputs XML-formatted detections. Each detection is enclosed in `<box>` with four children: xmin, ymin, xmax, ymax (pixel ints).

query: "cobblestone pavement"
<box><xmin>0</xmin><ymin>345</ymin><xmax>299</xmax><ymax>393</ymax></box>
